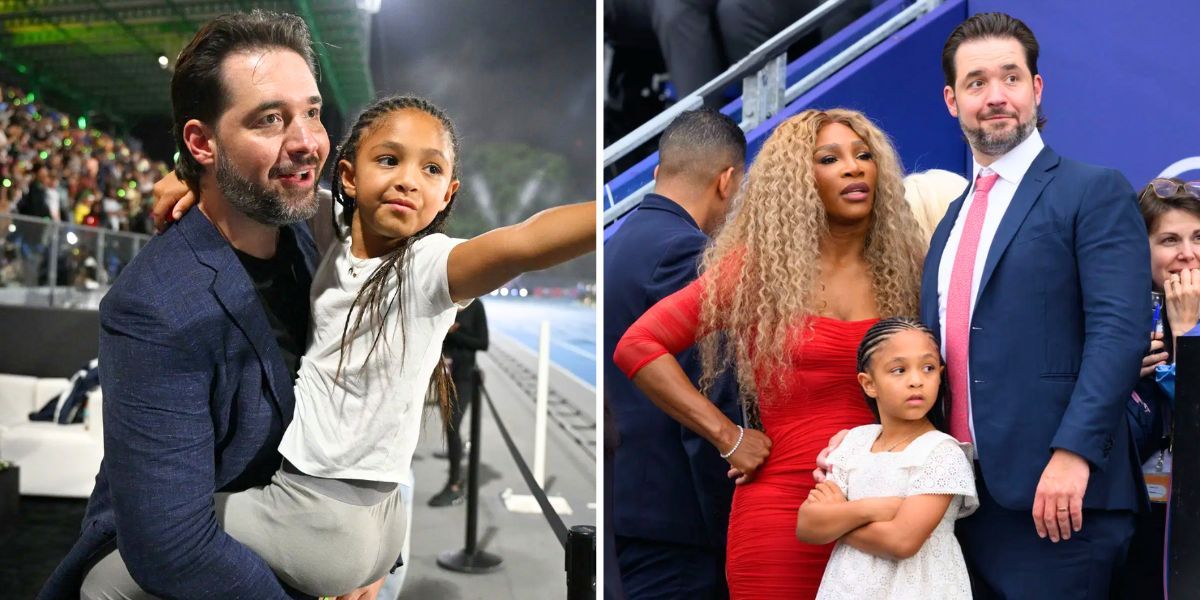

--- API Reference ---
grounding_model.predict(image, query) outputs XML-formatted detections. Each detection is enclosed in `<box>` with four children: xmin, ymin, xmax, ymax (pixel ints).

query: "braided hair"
<box><xmin>855</xmin><ymin>317</ymin><xmax>948</xmax><ymax>431</ymax></box>
<box><xmin>330</xmin><ymin>94</ymin><xmax>462</xmax><ymax>427</ymax></box>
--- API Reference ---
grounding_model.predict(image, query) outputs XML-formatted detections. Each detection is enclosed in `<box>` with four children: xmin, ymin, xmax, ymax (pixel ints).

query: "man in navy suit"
<box><xmin>923</xmin><ymin>13</ymin><xmax>1149</xmax><ymax>598</ymax></box>
<box><xmin>604</xmin><ymin>108</ymin><xmax>744</xmax><ymax>598</ymax></box>
<box><xmin>39</xmin><ymin>12</ymin><xmax>339</xmax><ymax>599</ymax></box>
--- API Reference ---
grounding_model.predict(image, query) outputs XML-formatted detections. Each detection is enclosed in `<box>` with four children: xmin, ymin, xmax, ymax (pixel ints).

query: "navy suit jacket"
<box><xmin>920</xmin><ymin>146</ymin><xmax>1150</xmax><ymax>513</ymax></box>
<box><xmin>604</xmin><ymin>193</ymin><xmax>740</xmax><ymax>549</ymax></box>
<box><xmin>39</xmin><ymin>208</ymin><xmax>318</xmax><ymax>599</ymax></box>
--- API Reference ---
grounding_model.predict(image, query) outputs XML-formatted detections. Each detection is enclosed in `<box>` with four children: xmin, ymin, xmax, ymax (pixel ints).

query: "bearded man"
<box><xmin>38</xmin><ymin>12</ymin><xmax>356</xmax><ymax>599</ymax></box>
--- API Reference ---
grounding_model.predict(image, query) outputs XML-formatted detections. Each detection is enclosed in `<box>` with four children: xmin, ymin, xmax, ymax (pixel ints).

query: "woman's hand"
<box><xmin>723</xmin><ymin>426</ymin><xmax>772</xmax><ymax>484</ymax></box>
<box><xmin>1164</xmin><ymin>268</ymin><xmax>1200</xmax><ymax>337</ymax></box>
<box><xmin>150</xmin><ymin>170</ymin><xmax>195</xmax><ymax>232</ymax></box>
<box><xmin>1141</xmin><ymin>331</ymin><xmax>1168</xmax><ymax>378</ymax></box>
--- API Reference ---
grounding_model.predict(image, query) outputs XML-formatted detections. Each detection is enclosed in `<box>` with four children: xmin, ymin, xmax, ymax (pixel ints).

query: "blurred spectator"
<box><xmin>0</xmin><ymin>83</ymin><xmax>169</xmax><ymax>234</ymax></box>
<box><xmin>902</xmin><ymin>168</ymin><xmax>968</xmax><ymax>245</ymax></box>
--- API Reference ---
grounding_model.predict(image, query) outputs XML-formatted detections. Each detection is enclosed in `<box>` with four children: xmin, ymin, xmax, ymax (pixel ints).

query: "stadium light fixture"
<box><xmin>158</xmin><ymin>55</ymin><xmax>169</xmax><ymax>68</ymax></box>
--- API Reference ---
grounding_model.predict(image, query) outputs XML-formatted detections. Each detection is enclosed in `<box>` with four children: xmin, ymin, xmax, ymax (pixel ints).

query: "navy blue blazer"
<box><xmin>604</xmin><ymin>193</ymin><xmax>741</xmax><ymax>549</ymax></box>
<box><xmin>39</xmin><ymin>208</ymin><xmax>318</xmax><ymax>599</ymax></box>
<box><xmin>920</xmin><ymin>146</ymin><xmax>1150</xmax><ymax>513</ymax></box>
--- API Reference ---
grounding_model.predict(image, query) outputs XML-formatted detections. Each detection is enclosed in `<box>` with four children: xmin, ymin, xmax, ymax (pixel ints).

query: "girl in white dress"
<box><xmin>796</xmin><ymin>317</ymin><xmax>977</xmax><ymax>599</ymax></box>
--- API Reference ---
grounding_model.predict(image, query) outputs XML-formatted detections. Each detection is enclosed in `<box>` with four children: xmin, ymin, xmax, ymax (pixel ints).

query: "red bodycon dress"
<box><xmin>614</xmin><ymin>277</ymin><xmax>877</xmax><ymax>600</ymax></box>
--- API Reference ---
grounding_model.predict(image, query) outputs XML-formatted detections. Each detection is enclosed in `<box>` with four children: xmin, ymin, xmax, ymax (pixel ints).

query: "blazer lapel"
<box><xmin>976</xmin><ymin>147</ymin><xmax>1060</xmax><ymax>301</ymax></box>
<box><xmin>178</xmin><ymin>210</ymin><xmax>294</xmax><ymax>420</ymax></box>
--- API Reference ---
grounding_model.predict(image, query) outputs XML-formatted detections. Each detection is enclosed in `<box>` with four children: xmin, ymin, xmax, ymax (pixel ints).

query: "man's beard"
<box><xmin>215</xmin><ymin>151</ymin><xmax>319</xmax><ymax>227</ymax></box>
<box><xmin>960</xmin><ymin>104</ymin><xmax>1040</xmax><ymax>158</ymax></box>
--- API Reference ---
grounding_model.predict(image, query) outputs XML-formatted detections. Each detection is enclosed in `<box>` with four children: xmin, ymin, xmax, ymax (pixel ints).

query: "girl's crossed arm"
<box><xmin>840</xmin><ymin>494</ymin><xmax>953</xmax><ymax>560</ymax></box>
<box><xmin>795</xmin><ymin>481</ymin><xmax>903</xmax><ymax>545</ymax></box>
<box><xmin>447</xmin><ymin>201</ymin><xmax>595</xmax><ymax>303</ymax></box>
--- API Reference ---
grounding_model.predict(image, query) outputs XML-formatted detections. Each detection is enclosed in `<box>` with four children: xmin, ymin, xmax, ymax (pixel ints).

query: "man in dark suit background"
<box><xmin>40</xmin><ymin>12</ymin><xmax>339</xmax><ymax>599</ymax></box>
<box><xmin>921</xmin><ymin>13</ymin><xmax>1149</xmax><ymax>599</ymax></box>
<box><xmin>604</xmin><ymin>108</ymin><xmax>745</xmax><ymax>598</ymax></box>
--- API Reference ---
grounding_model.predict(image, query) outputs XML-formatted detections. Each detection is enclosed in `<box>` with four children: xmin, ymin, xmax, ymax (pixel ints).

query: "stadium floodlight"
<box><xmin>66</xmin><ymin>231</ymin><xmax>78</xmax><ymax>246</ymax></box>
<box><xmin>158</xmin><ymin>55</ymin><xmax>169</xmax><ymax>68</ymax></box>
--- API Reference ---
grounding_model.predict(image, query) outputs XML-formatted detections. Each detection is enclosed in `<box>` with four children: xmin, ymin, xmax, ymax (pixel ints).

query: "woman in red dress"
<box><xmin>614</xmin><ymin>108</ymin><xmax>926</xmax><ymax>599</ymax></box>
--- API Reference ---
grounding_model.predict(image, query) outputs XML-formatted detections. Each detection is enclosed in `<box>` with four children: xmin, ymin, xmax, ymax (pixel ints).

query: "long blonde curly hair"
<box><xmin>697</xmin><ymin>108</ymin><xmax>925</xmax><ymax>406</ymax></box>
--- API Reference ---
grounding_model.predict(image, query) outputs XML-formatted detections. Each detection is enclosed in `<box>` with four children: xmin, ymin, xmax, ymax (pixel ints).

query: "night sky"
<box><xmin>368</xmin><ymin>0</ymin><xmax>596</xmax><ymax>197</ymax></box>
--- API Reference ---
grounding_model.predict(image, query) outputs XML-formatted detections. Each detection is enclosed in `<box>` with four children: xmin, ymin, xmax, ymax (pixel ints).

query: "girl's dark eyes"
<box><xmin>425</xmin><ymin>164</ymin><xmax>443</xmax><ymax>175</ymax></box>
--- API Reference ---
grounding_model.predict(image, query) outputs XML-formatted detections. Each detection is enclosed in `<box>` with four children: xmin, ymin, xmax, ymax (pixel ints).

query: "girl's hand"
<box><xmin>150</xmin><ymin>170</ymin><xmax>195</xmax><ymax>232</ymax></box>
<box><xmin>1164</xmin><ymin>269</ymin><xmax>1200</xmax><ymax>337</ymax></box>
<box><xmin>860</xmin><ymin>496</ymin><xmax>904</xmax><ymax>522</ymax></box>
<box><xmin>1141</xmin><ymin>331</ymin><xmax>1168</xmax><ymax>378</ymax></box>
<box><xmin>805</xmin><ymin>481</ymin><xmax>847</xmax><ymax>505</ymax></box>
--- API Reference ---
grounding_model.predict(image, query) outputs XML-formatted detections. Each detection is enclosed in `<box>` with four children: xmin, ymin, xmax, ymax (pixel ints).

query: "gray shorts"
<box><xmin>81</xmin><ymin>463</ymin><xmax>408</xmax><ymax>598</ymax></box>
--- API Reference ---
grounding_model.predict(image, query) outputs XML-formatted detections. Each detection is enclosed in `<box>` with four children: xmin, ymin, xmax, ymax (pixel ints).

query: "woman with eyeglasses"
<box><xmin>1111</xmin><ymin>177</ymin><xmax>1200</xmax><ymax>600</ymax></box>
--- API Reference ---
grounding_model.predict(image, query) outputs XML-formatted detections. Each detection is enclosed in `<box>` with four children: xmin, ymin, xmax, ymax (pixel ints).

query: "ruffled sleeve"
<box><xmin>903</xmin><ymin>432</ymin><xmax>979</xmax><ymax>517</ymax></box>
<box><xmin>825</xmin><ymin>425</ymin><xmax>879</xmax><ymax>497</ymax></box>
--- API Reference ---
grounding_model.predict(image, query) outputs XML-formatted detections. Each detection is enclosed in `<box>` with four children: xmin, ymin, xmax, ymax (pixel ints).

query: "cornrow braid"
<box><xmin>330</xmin><ymin>94</ymin><xmax>462</xmax><ymax>429</ymax></box>
<box><xmin>855</xmin><ymin>317</ymin><xmax>948</xmax><ymax>431</ymax></box>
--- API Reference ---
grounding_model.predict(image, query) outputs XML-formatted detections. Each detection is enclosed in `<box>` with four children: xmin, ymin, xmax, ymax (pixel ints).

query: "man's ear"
<box><xmin>857</xmin><ymin>372</ymin><xmax>877</xmax><ymax>398</ymax></box>
<box><xmin>339</xmin><ymin>159</ymin><xmax>357</xmax><ymax>199</ymax></box>
<box><xmin>716</xmin><ymin>166</ymin><xmax>737</xmax><ymax>201</ymax></box>
<box><xmin>943</xmin><ymin>85</ymin><xmax>958</xmax><ymax>119</ymax></box>
<box><xmin>182</xmin><ymin>119</ymin><xmax>216</xmax><ymax>167</ymax></box>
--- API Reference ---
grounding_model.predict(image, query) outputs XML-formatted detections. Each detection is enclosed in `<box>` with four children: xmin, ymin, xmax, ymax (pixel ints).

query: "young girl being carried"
<box><xmin>795</xmin><ymin>317</ymin><xmax>977</xmax><ymax>600</ymax></box>
<box><xmin>155</xmin><ymin>95</ymin><xmax>593</xmax><ymax>597</ymax></box>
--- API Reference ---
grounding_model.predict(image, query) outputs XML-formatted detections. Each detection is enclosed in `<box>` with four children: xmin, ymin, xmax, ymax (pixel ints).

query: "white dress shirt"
<box><xmin>937</xmin><ymin>128</ymin><xmax>1045</xmax><ymax>449</ymax></box>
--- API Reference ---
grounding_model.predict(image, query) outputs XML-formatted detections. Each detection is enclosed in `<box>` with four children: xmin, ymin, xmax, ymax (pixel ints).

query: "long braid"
<box><xmin>855</xmin><ymin>317</ymin><xmax>948</xmax><ymax>431</ymax></box>
<box><xmin>331</xmin><ymin>94</ymin><xmax>462</xmax><ymax>428</ymax></box>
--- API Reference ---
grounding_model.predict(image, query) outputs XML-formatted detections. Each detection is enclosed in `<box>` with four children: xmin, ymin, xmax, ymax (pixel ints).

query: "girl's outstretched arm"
<box><xmin>446</xmin><ymin>201</ymin><xmax>595</xmax><ymax>302</ymax></box>
<box><xmin>840</xmin><ymin>494</ymin><xmax>953</xmax><ymax>559</ymax></box>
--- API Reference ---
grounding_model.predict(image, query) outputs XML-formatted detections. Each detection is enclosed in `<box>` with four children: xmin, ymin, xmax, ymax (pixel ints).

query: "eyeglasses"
<box><xmin>1149</xmin><ymin>178</ymin><xmax>1200</xmax><ymax>200</ymax></box>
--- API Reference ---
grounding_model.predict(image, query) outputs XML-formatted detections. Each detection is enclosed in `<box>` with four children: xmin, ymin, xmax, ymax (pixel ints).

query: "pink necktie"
<box><xmin>945</xmin><ymin>170</ymin><xmax>999</xmax><ymax>443</ymax></box>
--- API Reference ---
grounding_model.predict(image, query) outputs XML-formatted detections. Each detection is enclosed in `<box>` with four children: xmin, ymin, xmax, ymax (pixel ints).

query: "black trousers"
<box><xmin>605</xmin><ymin>0</ymin><xmax>867</xmax><ymax>97</ymax></box>
<box><xmin>446</xmin><ymin>367</ymin><xmax>475</xmax><ymax>484</ymax></box>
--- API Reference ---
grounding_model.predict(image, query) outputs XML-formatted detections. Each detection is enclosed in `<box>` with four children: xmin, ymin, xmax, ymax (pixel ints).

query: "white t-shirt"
<box><xmin>279</xmin><ymin>232</ymin><xmax>468</xmax><ymax>483</ymax></box>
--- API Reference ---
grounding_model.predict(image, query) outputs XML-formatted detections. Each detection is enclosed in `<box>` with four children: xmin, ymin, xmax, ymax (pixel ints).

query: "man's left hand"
<box><xmin>335</xmin><ymin>576</ymin><xmax>386</xmax><ymax>600</ymax></box>
<box><xmin>1032</xmin><ymin>448</ymin><xmax>1090</xmax><ymax>542</ymax></box>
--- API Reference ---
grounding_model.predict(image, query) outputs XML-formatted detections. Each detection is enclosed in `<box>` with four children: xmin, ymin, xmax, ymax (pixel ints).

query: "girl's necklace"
<box><xmin>347</xmin><ymin>253</ymin><xmax>371</xmax><ymax>277</ymax></box>
<box><xmin>877</xmin><ymin>429</ymin><xmax>926</xmax><ymax>452</ymax></box>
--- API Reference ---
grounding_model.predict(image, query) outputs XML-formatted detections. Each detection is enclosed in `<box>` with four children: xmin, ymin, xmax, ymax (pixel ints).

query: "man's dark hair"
<box><xmin>171</xmin><ymin>10</ymin><xmax>317</xmax><ymax>189</ymax></box>
<box><xmin>657</xmin><ymin>108</ymin><xmax>746</xmax><ymax>182</ymax></box>
<box><xmin>941</xmin><ymin>12</ymin><xmax>1039</xmax><ymax>88</ymax></box>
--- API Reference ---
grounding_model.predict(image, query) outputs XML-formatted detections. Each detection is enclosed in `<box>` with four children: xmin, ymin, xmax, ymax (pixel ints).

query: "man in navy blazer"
<box><xmin>604</xmin><ymin>108</ymin><xmax>744</xmax><ymax>598</ymax></box>
<box><xmin>922</xmin><ymin>13</ymin><xmax>1149</xmax><ymax>598</ymax></box>
<box><xmin>40</xmin><ymin>12</ymin><xmax>333</xmax><ymax>599</ymax></box>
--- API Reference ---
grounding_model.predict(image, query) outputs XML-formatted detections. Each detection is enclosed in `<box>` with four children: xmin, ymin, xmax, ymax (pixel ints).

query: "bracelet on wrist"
<box><xmin>720</xmin><ymin>425</ymin><xmax>745</xmax><ymax>459</ymax></box>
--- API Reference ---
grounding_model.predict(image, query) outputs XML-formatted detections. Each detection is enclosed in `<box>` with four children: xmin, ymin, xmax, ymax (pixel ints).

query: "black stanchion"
<box><xmin>1169</xmin><ymin>336</ymin><xmax>1200</xmax><ymax>595</ymax></box>
<box><xmin>565</xmin><ymin>525</ymin><xmax>595</xmax><ymax>600</ymax></box>
<box><xmin>438</xmin><ymin>368</ymin><xmax>503</xmax><ymax>573</ymax></box>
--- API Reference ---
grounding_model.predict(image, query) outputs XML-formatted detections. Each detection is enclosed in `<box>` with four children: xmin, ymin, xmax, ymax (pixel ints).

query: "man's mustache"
<box><xmin>268</xmin><ymin>154</ymin><xmax>321</xmax><ymax>177</ymax></box>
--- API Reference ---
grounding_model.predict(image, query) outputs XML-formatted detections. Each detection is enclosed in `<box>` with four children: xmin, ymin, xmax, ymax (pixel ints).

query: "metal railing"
<box><xmin>0</xmin><ymin>212</ymin><xmax>151</xmax><ymax>308</ymax></box>
<box><xmin>602</xmin><ymin>0</ymin><xmax>945</xmax><ymax>226</ymax></box>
